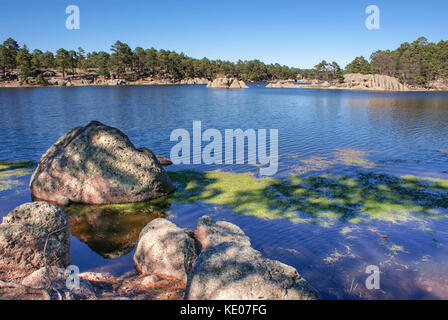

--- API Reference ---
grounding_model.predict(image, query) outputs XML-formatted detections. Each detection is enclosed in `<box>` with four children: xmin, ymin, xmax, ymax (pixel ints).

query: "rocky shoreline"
<box><xmin>0</xmin><ymin>203</ymin><xmax>320</xmax><ymax>300</ymax></box>
<box><xmin>266</xmin><ymin>73</ymin><xmax>448</xmax><ymax>92</ymax></box>
<box><xmin>0</xmin><ymin>121</ymin><xmax>320</xmax><ymax>300</ymax></box>
<box><xmin>1</xmin><ymin>71</ymin><xmax>446</xmax><ymax>91</ymax></box>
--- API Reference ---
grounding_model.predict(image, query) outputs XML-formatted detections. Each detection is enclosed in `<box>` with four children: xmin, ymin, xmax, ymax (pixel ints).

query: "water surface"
<box><xmin>1</xmin><ymin>84</ymin><xmax>447</xmax><ymax>299</ymax></box>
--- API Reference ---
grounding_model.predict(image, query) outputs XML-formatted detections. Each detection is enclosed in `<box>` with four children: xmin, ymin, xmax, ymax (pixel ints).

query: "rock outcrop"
<box><xmin>194</xmin><ymin>216</ymin><xmax>251</xmax><ymax>252</ymax></box>
<box><xmin>184</xmin><ymin>242</ymin><xmax>320</xmax><ymax>300</ymax></box>
<box><xmin>207</xmin><ymin>77</ymin><xmax>248</xmax><ymax>89</ymax></box>
<box><xmin>30</xmin><ymin>121</ymin><xmax>174</xmax><ymax>205</ymax></box>
<box><xmin>180</xmin><ymin>78</ymin><xmax>210</xmax><ymax>85</ymax></box>
<box><xmin>343</xmin><ymin>73</ymin><xmax>409</xmax><ymax>91</ymax></box>
<box><xmin>133</xmin><ymin>218</ymin><xmax>197</xmax><ymax>282</ymax></box>
<box><xmin>184</xmin><ymin>216</ymin><xmax>320</xmax><ymax>300</ymax></box>
<box><xmin>0</xmin><ymin>202</ymin><xmax>71</xmax><ymax>280</ymax></box>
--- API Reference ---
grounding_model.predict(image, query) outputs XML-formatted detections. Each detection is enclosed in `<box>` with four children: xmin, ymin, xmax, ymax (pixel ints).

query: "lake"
<box><xmin>1</xmin><ymin>83</ymin><xmax>448</xmax><ymax>299</ymax></box>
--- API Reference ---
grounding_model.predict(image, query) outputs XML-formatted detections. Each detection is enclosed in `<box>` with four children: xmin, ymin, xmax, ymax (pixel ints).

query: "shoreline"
<box><xmin>1</xmin><ymin>81</ymin><xmax>447</xmax><ymax>92</ymax></box>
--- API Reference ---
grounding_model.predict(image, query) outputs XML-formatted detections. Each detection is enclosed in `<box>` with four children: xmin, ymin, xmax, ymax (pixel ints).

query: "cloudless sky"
<box><xmin>1</xmin><ymin>0</ymin><xmax>447</xmax><ymax>68</ymax></box>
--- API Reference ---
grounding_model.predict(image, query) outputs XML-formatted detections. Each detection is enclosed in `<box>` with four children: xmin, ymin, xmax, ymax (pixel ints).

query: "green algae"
<box><xmin>165</xmin><ymin>169</ymin><xmax>448</xmax><ymax>227</ymax></box>
<box><xmin>0</xmin><ymin>160</ymin><xmax>36</xmax><ymax>172</ymax></box>
<box><xmin>0</xmin><ymin>161</ymin><xmax>36</xmax><ymax>192</ymax></box>
<box><xmin>323</xmin><ymin>246</ymin><xmax>356</xmax><ymax>264</ymax></box>
<box><xmin>295</xmin><ymin>148</ymin><xmax>375</xmax><ymax>174</ymax></box>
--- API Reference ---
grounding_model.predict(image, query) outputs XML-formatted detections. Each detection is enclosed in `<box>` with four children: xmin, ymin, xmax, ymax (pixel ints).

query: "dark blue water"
<box><xmin>1</xmin><ymin>84</ymin><xmax>448</xmax><ymax>299</ymax></box>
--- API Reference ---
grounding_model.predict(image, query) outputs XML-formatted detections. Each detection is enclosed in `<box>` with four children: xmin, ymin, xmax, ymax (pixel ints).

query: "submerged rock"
<box><xmin>184</xmin><ymin>242</ymin><xmax>320</xmax><ymax>300</ymax></box>
<box><xmin>134</xmin><ymin>218</ymin><xmax>197</xmax><ymax>282</ymax></box>
<box><xmin>0</xmin><ymin>202</ymin><xmax>71</xmax><ymax>280</ymax></box>
<box><xmin>207</xmin><ymin>77</ymin><xmax>248</xmax><ymax>89</ymax></box>
<box><xmin>194</xmin><ymin>216</ymin><xmax>251</xmax><ymax>252</ymax></box>
<box><xmin>30</xmin><ymin>121</ymin><xmax>175</xmax><ymax>205</ymax></box>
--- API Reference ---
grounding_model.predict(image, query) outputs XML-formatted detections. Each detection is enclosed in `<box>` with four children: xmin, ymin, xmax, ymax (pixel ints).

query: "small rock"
<box><xmin>141</xmin><ymin>275</ymin><xmax>161</xmax><ymax>286</ymax></box>
<box><xmin>194</xmin><ymin>216</ymin><xmax>251</xmax><ymax>252</ymax></box>
<box><xmin>134</xmin><ymin>218</ymin><xmax>197</xmax><ymax>282</ymax></box>
<box><xmin>21</xmin><ymin>266</ymin><xmax>65</xmax><ymax>289</ymax></box>
<box><xmin>156</xmin><ymin>155</ymin><xmax>173</xmax><ymax>166</ymax></box>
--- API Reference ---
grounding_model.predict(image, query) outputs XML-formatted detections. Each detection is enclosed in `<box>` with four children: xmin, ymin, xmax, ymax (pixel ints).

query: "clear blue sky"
<box><xmin>1</xmin><ymin>0</ymin><xmax>447</xmax><ymax>68</ymax></box>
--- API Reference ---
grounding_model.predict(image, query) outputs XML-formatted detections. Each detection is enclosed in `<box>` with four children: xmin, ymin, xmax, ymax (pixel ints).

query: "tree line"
<box><xmin>1</xmin><ymin>37</ymin><xmax>447</xmax><ymax>85</ymax></box>
<box><xmin>345</xmin><ymin>37</ymin><xmax>448</xmax><ymax>86</ymax></box>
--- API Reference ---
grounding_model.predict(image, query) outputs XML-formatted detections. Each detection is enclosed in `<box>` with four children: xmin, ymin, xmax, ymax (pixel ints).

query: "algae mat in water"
<box><xmin>0</xmin><ymin>160</ymin><xmax>36</xmax><ymax>192</ymax></box>
<box><xmin>167</xmin><ymin>169</ymin><xmax>448</xmax><ymax>227</ymax></box>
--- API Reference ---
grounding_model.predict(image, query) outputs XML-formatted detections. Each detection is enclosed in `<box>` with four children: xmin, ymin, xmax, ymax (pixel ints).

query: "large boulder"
<box><xmin>207</xmin><ymin>77</ymin><xmax>248</xmax><ymax>89</ymax></box>
<box><xmin>30</xmin><ymin>121</ymin><xmax>175</xmax><ymax>205</ymax></box>
<box><xmin>133</xmin><ymin>218</ymin><xmax>197</xmax><ymax>282</ymax></box>
<box><xmin>194</xmin><ymin>216</ymin><xmax>251</xmax><ymax>252</ymax></box>
<box><xmin>184</xmin><ymin>242</ymin><xmax>320</xmax><ymax>300</ymax></box>
<box><xmin>0</xmin><ymin>202</ymin><xmax>71</xmax><ymax>280</ymax></box>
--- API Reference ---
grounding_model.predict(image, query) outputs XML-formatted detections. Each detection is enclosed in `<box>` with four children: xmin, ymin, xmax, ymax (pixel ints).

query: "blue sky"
<box><xmin>1</xmin><ymin>0</ymin><xmax>447</xmax><ymax>68</ymax></box>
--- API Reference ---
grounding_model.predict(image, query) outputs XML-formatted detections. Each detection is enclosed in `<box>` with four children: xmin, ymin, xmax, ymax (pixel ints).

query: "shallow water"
<box><xmin>1</xmin><ymin>84</ymin><xmax>448</xmax><ymax>299</ymax></box>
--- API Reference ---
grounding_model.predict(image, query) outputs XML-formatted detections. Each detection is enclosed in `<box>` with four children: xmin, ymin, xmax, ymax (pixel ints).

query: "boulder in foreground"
<box><xmin>185</xmin><ymin>216</ymin><xmax>320</xmax><ymax>300</ymax></box>
<box><xmin>134</xmin><ymin>218</ymin><xmax>197</xmax><ymax>282</ymax></box>
<box><xmin>29</xmin><ymin>121</ymin><xmax>175</xmax><ymax>205</ymax></box>
<box><xmin>0</xmin><ymin>202</ymin><xmax>71</xmax><ymax>280</ymax></box>
<box><xmin>184</xmin><ymin>242</ymin><xmax>320</xmax><ymax>300</ymax></box>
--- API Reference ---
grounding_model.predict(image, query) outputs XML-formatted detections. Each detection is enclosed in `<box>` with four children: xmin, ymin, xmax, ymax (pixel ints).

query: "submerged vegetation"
<box><xmin>166</xmin><ymin>170</ymin><xmax>448</xmax><ymax>226</ymax></box>
<box><xmin>0</xmin><ymin>161</ymin><xmax>35</xmax><ymax>192</ymax></box>
<box><xmin>2</xmin><ymin>158</ymin><xmax>447</xmax><ymax>261</ymax></box>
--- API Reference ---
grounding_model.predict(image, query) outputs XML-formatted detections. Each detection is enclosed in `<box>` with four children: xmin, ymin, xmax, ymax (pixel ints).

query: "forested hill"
<box><xmin>1</xmin><ymin>37</ymin><xmax>447</xmax><ymax>86</ymax></box>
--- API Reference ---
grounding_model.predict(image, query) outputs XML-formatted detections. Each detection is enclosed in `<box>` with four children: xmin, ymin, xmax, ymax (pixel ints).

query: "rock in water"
<box><xmin>133</xmin><ymin>218</ymin><xmax>197</xmax><ymax>282</ymax></box>
<box><xmin>0</xmin><ymin>202</ymin><xmax>71</xmax><ymax>280</ymax></box>
<box><xmin>207</xmin><ymin>77</ymin><xmax>248</xmax><ymax>89</ymax></box>
<box><xmin>155</xmin><ymin>155</ymin><xmax>173</xmax><ymax>166</ymax></box>
<box><xmin>184</xmin><ymin>242</ymin><xmax>320</xmax><ymax>300</ymax></box>
<box><xmin>29</xmin><ymin>121</ymin><xmax>175</xmax><ymax>205</ymax></box>
<box><xmin>194</xmin><ymin>216</ymin><xmax>251</xmax><ymax>252</ymax></box>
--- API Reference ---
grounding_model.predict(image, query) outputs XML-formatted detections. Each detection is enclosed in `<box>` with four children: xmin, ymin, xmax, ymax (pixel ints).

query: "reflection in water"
<box><xmin>63</xmin><ymin>201</ymin><xmax>168</xmax><ymax>258</ymax></box>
